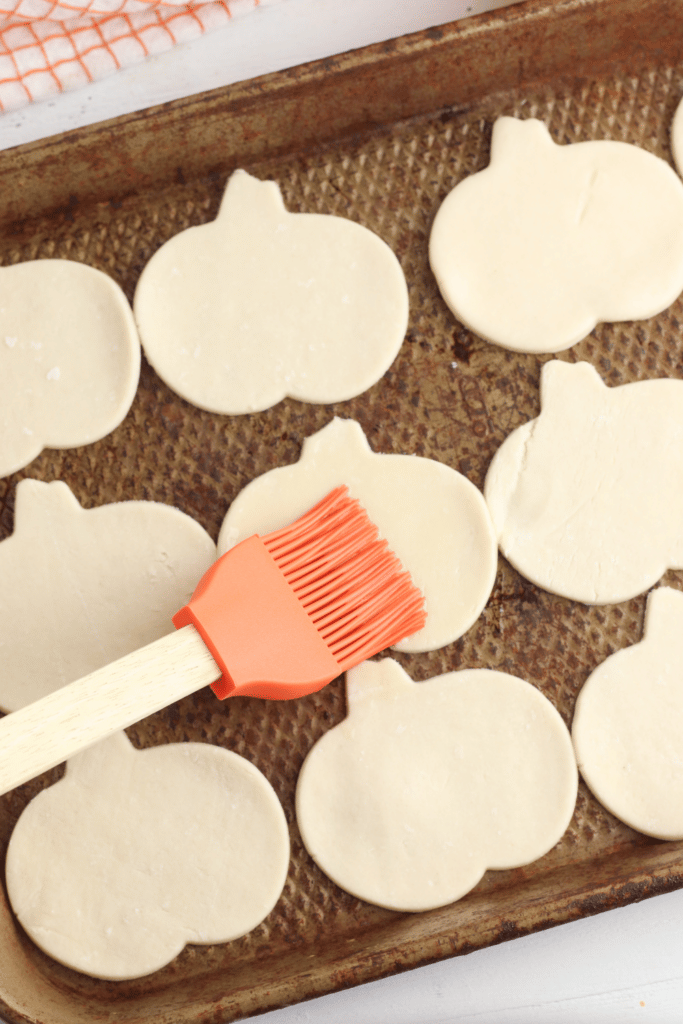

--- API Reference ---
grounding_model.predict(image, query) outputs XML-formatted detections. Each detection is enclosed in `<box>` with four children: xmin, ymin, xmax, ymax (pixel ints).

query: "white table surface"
<box><xmin>2</xmin><ymin>2</ymin><xmax>683</xmax><ymax>1022</ymax></box>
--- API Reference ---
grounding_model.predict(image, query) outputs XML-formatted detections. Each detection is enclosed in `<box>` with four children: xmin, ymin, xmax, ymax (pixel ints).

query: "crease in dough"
<box><xmin>295</xmin><ymin>658</ymin><xmax>578</xmax><ymax>912</ymax></box>
<box><xmin>484</xmin><ymin>360</ymin><xmax>683</xmax><ymax>605</ymax></box>
<box><xmin>429</xmin><ymin>116</ymin><xmax>683</xmax><ymax>353</ymax></box>
<box><xmin>0</xmin><ymin>259</ymin><xmax>141</xmax><ymax>478</ymax></box>
<box><xmin>133</xmin><ymin>169</ymin><xmax>409</xmax><ymax>414</ymax></box>
<box><xmin>218</xmin><ymin>417</ymin><xmax>498</xmax><ymax>652</ymax></box>
<box><xmin>573</xmin><ymin>586</ymin><xmax>683</xmax><ymax>841</ymax></box>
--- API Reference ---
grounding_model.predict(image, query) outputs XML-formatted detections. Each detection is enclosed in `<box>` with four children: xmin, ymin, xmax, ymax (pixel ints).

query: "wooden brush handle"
<box><xmin>0</xmin><ymin>625</ymin><xmax>219</xmax><ymax>797</ymax></box>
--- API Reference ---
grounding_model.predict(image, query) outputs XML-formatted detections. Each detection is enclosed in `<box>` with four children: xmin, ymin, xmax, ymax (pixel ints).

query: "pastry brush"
<box><xmin>0</xmin><ymin>486</ymin><xmax>425</xmax><ymax>796</ymax></box>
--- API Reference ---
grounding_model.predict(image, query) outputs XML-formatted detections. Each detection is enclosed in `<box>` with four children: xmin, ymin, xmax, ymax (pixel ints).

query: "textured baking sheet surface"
<box><xmin>2</xmin><ymin>2</ymin><xmax>683</xmax><ymax>1022</ymax></box>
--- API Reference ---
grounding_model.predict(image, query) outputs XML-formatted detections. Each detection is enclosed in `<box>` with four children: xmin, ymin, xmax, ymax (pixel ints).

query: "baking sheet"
<box><xmin>2</xmin><ymin>0</ymin><xmax>683</xmax><ymax>1021</ymax></box>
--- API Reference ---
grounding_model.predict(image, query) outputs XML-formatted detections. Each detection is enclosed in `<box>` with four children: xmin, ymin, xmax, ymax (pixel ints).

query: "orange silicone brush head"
<box><xmin>173</xmin><ymin>487</ymin><xmax>426</xmax><ymax>700</ymax></box>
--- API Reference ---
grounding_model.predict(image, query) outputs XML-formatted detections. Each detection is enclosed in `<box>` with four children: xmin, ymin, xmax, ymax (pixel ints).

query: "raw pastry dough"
<box><xmin>296</xmin><ymin>658</ymin><xmax>577</xmax><ymax>912</ymax></box>
<box><xmin>484</xmin><ymin>360</ymin><xmax>683</xmax><ymax>605</ymax></box>
<box><xmin>1</xmin><ymin>483</ymin><xmax>290</xmax><ymax>981</ymax></box>
<box><xmin>218</xmin><ymin>417</ymin><xmax>497</xmax><ymax>652</ymax></box>
<box><xmin>672</xmin><ymin>95</ymin><xmax>683</xmax><ymax>178</ymax></box>
<box><xmin>133</xmin><ymin>170</ymin><xmax>409</xmax><ymax>414</ymax></box>
<box><xmin>5</xmin><ymin>731</ymin><xmax>290</xmax><ymax>980</ymax></box>
<box><xmin>572</xmin><ymin>586</ymin><xmax>683</xmax><ymax>841</ymax></box>
<box><xmin>0</xmin><ymin>259</ymin><xmax>140</xmax><ymax>478</ymax></box>
<box><xmin>0</xmin><ymin>478</ymin><xmax>216</xmax><ymax>711</ymax></box>
<box><xmin>429</xmin><ymin>116</ymin><xmax>683</xmax><ymax>353</ymax></box>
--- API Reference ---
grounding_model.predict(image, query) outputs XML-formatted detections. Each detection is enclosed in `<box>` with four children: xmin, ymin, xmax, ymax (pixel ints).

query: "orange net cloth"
<box><xmin>0</xmin><ymin>0</ymin><xmax>280</xmax><ymax>111</ymax></box>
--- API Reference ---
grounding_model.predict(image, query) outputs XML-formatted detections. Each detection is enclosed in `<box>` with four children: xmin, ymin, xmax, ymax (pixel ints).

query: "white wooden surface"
<box><xmin>2</xmin><ymin>1</ymin><xmax>682</xmax><ymax>1021</ymax></box>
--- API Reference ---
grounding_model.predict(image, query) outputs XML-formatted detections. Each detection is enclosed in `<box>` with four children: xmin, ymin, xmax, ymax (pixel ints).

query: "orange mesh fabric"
<box><xmin>0</xmin><ymin>0</ymin><xmax>281</xmax><ymax>111</ymax></box>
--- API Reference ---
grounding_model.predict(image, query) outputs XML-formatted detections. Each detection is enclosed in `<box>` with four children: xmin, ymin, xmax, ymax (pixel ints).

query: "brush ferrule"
<box><xmin>173</xmin><ymin>486</ymin><xmax>426</xmax><ymax>701</ymax></box>
<box><xmin>173</xmin><ymin>535</ymin><xmax>342</xmax><ymax>699</ymax></box>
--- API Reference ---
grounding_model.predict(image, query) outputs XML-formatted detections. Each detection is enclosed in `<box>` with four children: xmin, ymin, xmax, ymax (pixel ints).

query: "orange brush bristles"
<box><xmin>173</xmin><ymin>486</ymin><xmax>426</xmax><ymax>700</ymax></box>
<box><xmin>263</xmin><ymin>487</ymin><xmax>426</xmax><ymax>670</ymax></box>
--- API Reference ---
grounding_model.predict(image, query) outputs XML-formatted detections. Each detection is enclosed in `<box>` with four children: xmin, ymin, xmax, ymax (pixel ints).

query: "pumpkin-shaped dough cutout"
<box><xmin>573</xmin><ymin>586</ymin><xmax>683</xmax><ymax>841</ymax></box>
<box><xmin>6</xmin><ymin>731</ymin><xmax>290</xmax><ymax>980</ymax></box>
<box><xmin>0</xmin><ymin>259</ymin><xmax>140</xmax><ymax>478</ymax></box>
<box><xmin>133</xmin><ymin>170</ymin><xmax>409</xmax><ymax>414</ymax></box>
<box><xmin>218</xmin><ymin>417</ymin><xmax>497</xmax><ymax>652</ymax></box>
<box><xmin>296</xmin><ymin>658</ymin><xmax>577</xmax><ymax>912</ymax></box>
<box><xmin>0</xmin><ymin>478</ymin><xmax>216</xmax><ymax>711</ymax></box>
<box><xmin>484</xmin><ymin>361</ymin><xmax>683</xmax><ymax>605</ymax></box>
<box><xmin>429</xmin><ymin>116</ymin><xmax>683</xmax><ymax>353</ymax></box>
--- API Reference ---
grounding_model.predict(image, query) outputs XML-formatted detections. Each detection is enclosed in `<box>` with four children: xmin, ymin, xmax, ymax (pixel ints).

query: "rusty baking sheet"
<box><xmin>2</xmin><ymin>0</ymin><xmax>683</xmax><ymax>1020</ymax></box>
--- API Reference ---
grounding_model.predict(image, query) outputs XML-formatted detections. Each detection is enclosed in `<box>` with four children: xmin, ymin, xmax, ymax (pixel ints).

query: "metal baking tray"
<box><xmin>2</xmin><ymin>0</ymin><xmax>683</xmax><ymax>1020</ymax></box>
